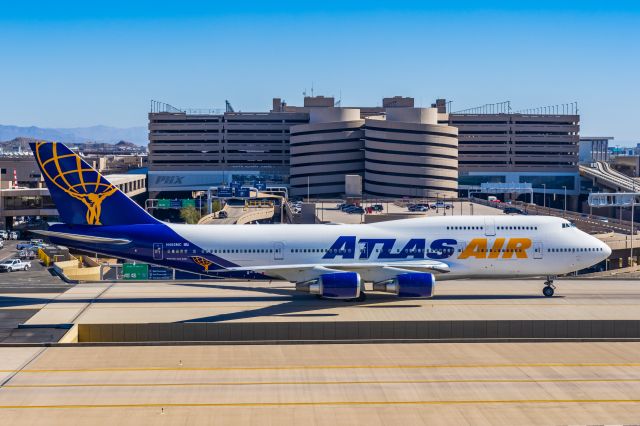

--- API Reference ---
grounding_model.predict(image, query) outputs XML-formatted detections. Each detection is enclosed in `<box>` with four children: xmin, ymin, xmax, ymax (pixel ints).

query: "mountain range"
<box><xmin>0</xmin><ymin>124</ymin><xmax>148</xmax><ymax>145</ymax></box>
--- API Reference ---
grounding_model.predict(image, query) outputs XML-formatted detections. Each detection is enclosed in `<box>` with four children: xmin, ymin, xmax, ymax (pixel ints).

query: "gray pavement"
<box><xmin>8</xmin><ymin>279</ymin><xmax>640</xmax><ymax>328</ymax></box>
<box><xmin>1</xmin><ymin>342</ymin><xmax>640</xmax><ymax>424</ymax></box>
<box><xmin>0</xmin><ymin>240</ymin><xmax>69</xmax><ymax>343</ymax></box>
<box><xmin>317</xmin><ymin>201</ymin><xmax>502</xmax><ymax>224</ymax></box>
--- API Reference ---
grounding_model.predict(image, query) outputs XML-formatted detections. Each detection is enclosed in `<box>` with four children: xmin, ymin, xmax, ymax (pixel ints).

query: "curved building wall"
<box><xmin>290</xmin><ymin>110</ymin><xmax>364</xmax><ymax>197</ymax></box>
<box><xmin>364</xmin><ymin>111</ymin><xmax>458</xmax><ymax>198</ymax></box>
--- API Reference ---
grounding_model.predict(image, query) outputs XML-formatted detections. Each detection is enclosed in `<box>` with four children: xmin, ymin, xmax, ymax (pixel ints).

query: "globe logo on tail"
<box><xmin>34</xmin><ymin>142</ymin><xmax>118</xmax><ymax>225</ymax></box>
<box><xmin>192</xmin><ymin>256</ymin><xmax>214</xmax><ymax>272</ymax></box>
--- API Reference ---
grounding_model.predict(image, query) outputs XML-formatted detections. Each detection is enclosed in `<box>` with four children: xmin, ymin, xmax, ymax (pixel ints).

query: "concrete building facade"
<box><xmin>365</xmin><ymin>108</ymin><xmax>458</xmax><ymax>198</ymax></box>
<box><xmin>449</xmin><ymin>112</ymin><xmax>580</xmax><ymax>195</ymax></box>
<box><xmin>289</xmin><ymin>108</ymin><xmax>364</xmax><ymax>198</ymax></box>
<box><xmin>148</xmin><ymin>108</ymin><xmax>308</xmax><ymax>194</ymax></box>
<box><xmin>147</xmin><ymin>97</ymin><xmax>582</xmax><ymax>201</ymax></box>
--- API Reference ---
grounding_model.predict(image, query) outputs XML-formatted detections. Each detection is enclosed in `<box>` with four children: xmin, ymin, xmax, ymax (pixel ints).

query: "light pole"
<box><xmin>541</xmin><ymin>184</ymin><xmax>546</xmax><ymax>208</ymax></box>
<box><xmin>632</xmin><ymin>180</ymin><xmax>636</xmax><ymax>266</ymax></box>
<box><xmin>562</xmin><ymin>186</ymin><xmax>567</xmax><ymax>217</ymax></box>
<box><xmin>631</xmin><ymin>198</ymin><xmax>635</xmax><ymax>266</ymax></box>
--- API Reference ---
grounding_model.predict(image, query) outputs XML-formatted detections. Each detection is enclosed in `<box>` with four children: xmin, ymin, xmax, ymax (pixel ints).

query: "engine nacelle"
<box><xmin>296</xmin><ymin>272</ymin><xmax>361</xmax><ymax>299</ymax></box>
<box><xmin>373</xmin><ymin>272</ymin><xmax>435</xmax><ymax>298</ymax></box>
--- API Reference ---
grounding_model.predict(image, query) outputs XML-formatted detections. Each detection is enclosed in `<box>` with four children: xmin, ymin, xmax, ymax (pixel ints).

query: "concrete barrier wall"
<box><xmin>78</xmin><ymin>320</ymin><xmax>640</xmax><ymax>343</ymax></box>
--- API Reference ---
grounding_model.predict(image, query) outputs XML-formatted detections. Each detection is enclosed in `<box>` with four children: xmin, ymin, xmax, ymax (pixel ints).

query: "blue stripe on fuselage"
<box><xmin>44</xmin><ymin>223</ymin><xmax>267</xmax><ymax>279</ymax></box>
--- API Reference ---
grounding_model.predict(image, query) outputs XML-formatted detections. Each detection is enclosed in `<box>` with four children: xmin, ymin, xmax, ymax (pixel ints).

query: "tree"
<box><xmin>180</xmin><ymin>206</ymin><xmax>201</xmax><ymax>224</ymax></box>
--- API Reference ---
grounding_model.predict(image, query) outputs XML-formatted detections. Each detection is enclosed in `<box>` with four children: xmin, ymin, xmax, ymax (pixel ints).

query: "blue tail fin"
<box><xmin>30</xmin><ymin>142</ymin><xmax>158</xmax><ymax>226</ymax></box>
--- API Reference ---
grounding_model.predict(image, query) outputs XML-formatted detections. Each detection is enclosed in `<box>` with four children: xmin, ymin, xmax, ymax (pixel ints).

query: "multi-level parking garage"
<box><xmin>450</xmin><ymin>111</ymin><xmax>581</xmax><ymax>199</ymax></box>
<box><xmin>289</xmin><ymin>109</ymin><xmax>364</xmax><ymax>197</ymax></box>
<box><xmin>365</xmin><ymin>108</ymin><xmax>458</xmax><ymax>198</ymax></box>
<box><xmin>148</xmin><ymin>103</ymin><xmax>307</xmax><ymax>195</ymax></box>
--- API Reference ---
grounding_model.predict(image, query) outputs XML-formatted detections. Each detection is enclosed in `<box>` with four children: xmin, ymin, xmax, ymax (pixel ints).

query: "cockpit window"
<box><xmin>561</xmin><ymin>222</ymin><xmax>576</xmax><ymax>229</ymax></box>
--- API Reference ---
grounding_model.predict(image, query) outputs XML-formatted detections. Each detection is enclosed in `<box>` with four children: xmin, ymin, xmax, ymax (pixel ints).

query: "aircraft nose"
<box><xmin>601</xmin><ymin>242</ymin><xmax>612</xmax><ymax>259</ymax></box>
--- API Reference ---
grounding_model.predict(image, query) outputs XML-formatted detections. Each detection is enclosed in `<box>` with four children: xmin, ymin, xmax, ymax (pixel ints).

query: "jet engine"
<box><xmin>373</xmin><ymin>272</ymin><xmax>435</xmax><ymax>298</ymax></box>
<box><xmin>296</xmin><ymin>272</ymin><xmax>361</xmax><ymax>299</ymax></box>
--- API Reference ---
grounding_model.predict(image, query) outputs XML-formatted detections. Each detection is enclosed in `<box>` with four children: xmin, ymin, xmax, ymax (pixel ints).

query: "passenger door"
<box><xmin>273</xmin><ymin>242</ymin><xmax>285</xmax><ymax>261</ymax></box>
<box><xmin>532</xmin><ymin>241</ymin><xmax>543</xmax><ymax>259</ymax></box>
<box><xmin>484</xmin><ymin>217</ymin><xmax>496</xmax><ymax>236</ymax></box>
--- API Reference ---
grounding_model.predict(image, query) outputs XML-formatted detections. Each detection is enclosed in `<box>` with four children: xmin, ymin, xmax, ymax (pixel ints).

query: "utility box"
<box><xmin>345</xmin><ymin>175</ymin><xmax>363</xmax><ymax>197</ymax></box>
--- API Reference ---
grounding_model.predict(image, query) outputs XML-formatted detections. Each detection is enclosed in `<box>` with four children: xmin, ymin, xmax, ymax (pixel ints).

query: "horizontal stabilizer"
<box><xmin>31</xmin><ymin>229</ymin><xmax>131</xmax><ymax>245</ymax></box>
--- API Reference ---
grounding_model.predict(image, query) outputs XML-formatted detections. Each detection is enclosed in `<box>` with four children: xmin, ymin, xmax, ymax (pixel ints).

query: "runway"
<box><xmin>1</xmin><ymin>342</ymin><xmax>640</xmax><ymax>424</ymax></box>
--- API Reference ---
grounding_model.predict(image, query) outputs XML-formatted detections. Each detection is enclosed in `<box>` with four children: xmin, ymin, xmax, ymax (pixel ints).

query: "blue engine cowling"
<box><xmin>296</xmin><ymin>272</ymin><xmax>361</xmax><ymax>299</ymax></box>
<box><xmin>373</xmin><ymin>272</ymin><xmax>435</xmax><ymax>298</ymax></box>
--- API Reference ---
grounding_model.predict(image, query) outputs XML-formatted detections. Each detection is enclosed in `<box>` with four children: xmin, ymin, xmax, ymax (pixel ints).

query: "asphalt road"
<box><xmin>0</xmin><ymin>240</ymin><xmax>68</xmax><ymax>292</ymax></box>
<box><xmin>0</xmin><ymin>240</ymin><xmax>70</xmax><ymax>343</ymax></box>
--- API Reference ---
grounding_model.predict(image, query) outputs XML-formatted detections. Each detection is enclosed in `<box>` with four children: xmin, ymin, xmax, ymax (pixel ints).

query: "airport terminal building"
<box><xmin>148</xmin><ymin>97</ymin><xmax>580</xmax><ymax>201</ymax></box>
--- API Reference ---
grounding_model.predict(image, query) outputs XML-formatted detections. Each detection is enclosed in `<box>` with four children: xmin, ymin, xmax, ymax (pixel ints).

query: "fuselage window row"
<box><xmin>547</xmin><ymin>247</ymin><xmax>603</xmax><ymax>253</ymax></box>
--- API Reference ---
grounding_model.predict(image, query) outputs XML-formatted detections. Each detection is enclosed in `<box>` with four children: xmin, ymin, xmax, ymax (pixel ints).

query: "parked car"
<box><xmin>346</xmin><ymin>207</ymin><xmax>365</xmax><ymax>214</ymax></box>
<box><xmin>340</xmin><ymin>204</ymin><xmax>356</xmax><ymax>211</ymax></box>
<box><xmin>18</xmin><ymin>249</ymin><xmax>36</xmax><ymax>260</ymax></box>
<box><xmin>430</xmin><ymin>201</ymin><xmax>454</xmax><ymax>210</ymax></box>
<box><xmin>408</xmin><ymin>204</ymin><xmax>429</xmax><ymax>212</ymax></box>
<box><xmin>0</xmin><ymin>230</ymin><xmax>8</xmax><ymax>239</ymax></box>
<box><xmin>0</xmin><ymin>240</ymin><xmax>3</xmax><ymax>249</ymax></box>
<box><xmin>218</xmin><ymin>211</ymin><xmax>228</xmax><ymax>219</ymax></box>
<box><xmin>16</xmin><ymin>242</ymin><xmax>35</xmax><ymax>251</ymax></box>
<box><xmin>503</xmin><ymin>207</ymin><xmax>527</xmax><ymax>215</ymax></box>
<box><xmin>488</xmin><ymin>196</ymin><xmax>501</xmax><ymax>203</ymax></box>
<box><xmin>9</xmin><ymin>231</ymin><xmax>19</xmax><ymax>240</ymax></box>
<box><xmin>371</xmin><ymin>204</ymin><xmax>384</xmax><ymax>212</ymax></box>
<box><xmin>0</xmin><ymin>258</ymin><xmax>31</xmax><ymax>272</ymax></box>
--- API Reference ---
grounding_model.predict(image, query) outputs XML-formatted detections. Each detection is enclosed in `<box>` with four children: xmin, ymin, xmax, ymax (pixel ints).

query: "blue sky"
<box><xmin>1</xmin><ymin>1</ymin><xmax>639</xmax><ymax>145</ymax></box>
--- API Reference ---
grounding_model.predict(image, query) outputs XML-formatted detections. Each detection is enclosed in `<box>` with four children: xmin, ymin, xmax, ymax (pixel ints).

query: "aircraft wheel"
<box><xmin>345</xmin><ymin>292</ymin><xmax>367</xmax><ymax>302</ymax></box>
<box><xmin>542</xmin><ymin>286</ymin><xmax>554</xmax><ymax>297</ymax></box>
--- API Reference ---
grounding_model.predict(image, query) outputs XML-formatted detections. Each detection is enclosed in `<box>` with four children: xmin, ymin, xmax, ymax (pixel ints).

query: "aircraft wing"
<box><xmin>221</xmin><ymin>260</ymin><xmax>449</xmax><ymax>282</ymax></box>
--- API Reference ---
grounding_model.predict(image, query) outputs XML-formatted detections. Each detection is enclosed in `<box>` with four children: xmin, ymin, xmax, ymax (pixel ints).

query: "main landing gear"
<box><xmin>543</xmin><ymin>276</ymin><xmax>556</xmax><ymax>297</ymax></box>
<box><xmin>346</xmin><ymin>291</ymin><xmax>367</xmax><ymax>302</ymax></box>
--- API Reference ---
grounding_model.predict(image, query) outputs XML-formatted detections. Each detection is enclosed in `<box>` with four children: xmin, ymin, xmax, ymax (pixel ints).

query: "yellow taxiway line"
<box><xmin>1</xmin><ymin>400</ymin><xmax>640</xmax><ymax>410</ymax></box>
<box><xmin>1</xmin><ymin>362</ymin><xmax>640</xmax><ymax>374</ymax></box>
<box><xmin>4</xmin><ymin>378</ymin><xmax>640</xmax><ymax>389</ymax></box>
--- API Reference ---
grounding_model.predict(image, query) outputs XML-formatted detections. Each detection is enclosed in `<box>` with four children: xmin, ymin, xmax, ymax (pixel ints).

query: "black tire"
<box><xmin>24</xmin><ymin>265</ymin><xmax>30</xmax><ymax>271</ymax></box>
<box><xmin>347</xmin><ymin>291</ymin><xmax>367</xmax><ymax>302</ymax></box>
<box><xmin>543</xmin><ymin>286</ymin><xmax>554</xmax><ymax>297</ymax></box>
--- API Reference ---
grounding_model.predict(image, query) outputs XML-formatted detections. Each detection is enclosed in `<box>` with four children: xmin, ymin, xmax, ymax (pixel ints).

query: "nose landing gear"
<box><xmin>543</xmin><ymin>276</ymin><xmax>556</xmax><ymax>297</ymax></box>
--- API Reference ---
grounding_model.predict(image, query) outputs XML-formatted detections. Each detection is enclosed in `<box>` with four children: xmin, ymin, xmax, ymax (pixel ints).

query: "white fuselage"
<box><xmin>169</xmin><ymin>215</ymin><xmax>611</xmax><ymax>282</ymax></box>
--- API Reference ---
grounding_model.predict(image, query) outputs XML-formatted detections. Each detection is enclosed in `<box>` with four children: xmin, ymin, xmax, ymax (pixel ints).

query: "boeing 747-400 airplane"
<box><xmin>30</xmin><ymin>142</ymin><xmax>611</xmax><ymax>300</ymax></box>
